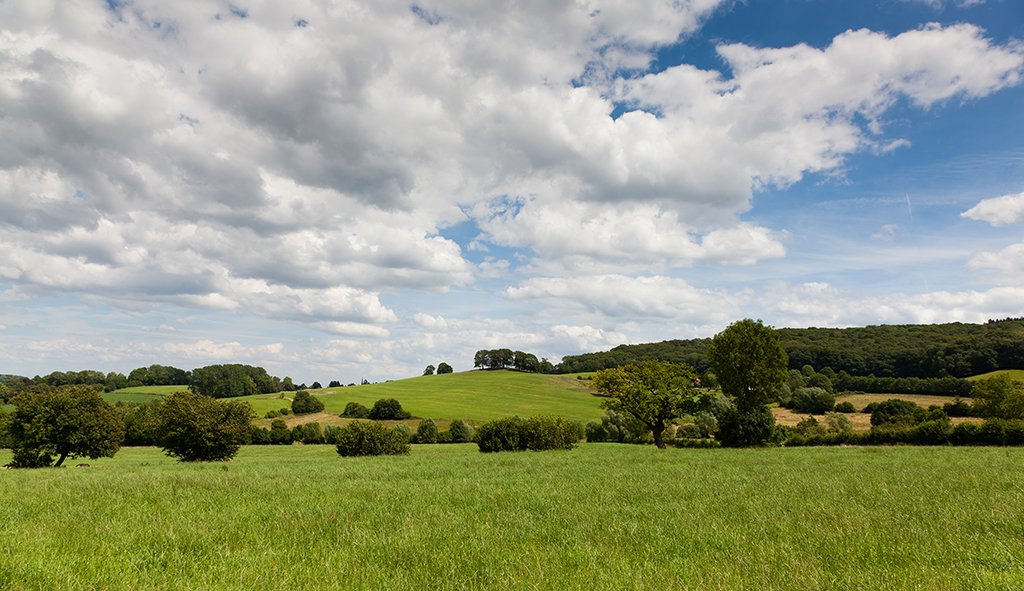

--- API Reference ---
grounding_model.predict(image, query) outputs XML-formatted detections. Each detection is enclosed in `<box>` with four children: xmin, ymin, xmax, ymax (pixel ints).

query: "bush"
<box><xmin>250</xmin><ymin>426</ymin><xmax>271</xmax><ymax>445</ymax></box>
<box><xmin>677</xmin><ymin>423</ymin><xmax>701</xmax><ymax>439</ymax></box>
<box><xmin>335</xmin><ymin>421</ymin><xmax>410</xmax><ymax>456</ymax></box>
<box><xmin>392</xmin><ymin>423</ymin><xmax>412</xmax><ymax>444</ymax></box>
<box><xmin>1004</xmin><ymin>420</ymin><xmax>1024</xmax><ymax>446</ymax></box>
<box><xmin>794</xmin><ymin>416</ymin><xmax>827</xmax><ymax>437</ymax></box>
<box><xmin>449</xmin><ymin>419</ymin><xmax>474</xmax><ymax>443</ymax></box>
<box><xmin>824</xmin><ymin>411</ymin><xmax>853</xmax><ymax>433</ymax></box>
<box><xmin>416</xmin><ymin>418</ymin><xmax>438</xmax><ymax>444</ymax></box>
<box><xmin>437</xmin><ymin>430</ymin><xmax>453</xmax><ymax>444</ymax></box>
<box><xmin>368</xmin><ymin>398</ymin><xmax>411</xmax><ymax>421</ymax></box>
<box><xmin>153</xmin><ymin>390</ymin><xmax>254</xmax><ymax>462</ymax></box>
<box><xmin>862</xmin><ymin>402</ymin><xmax>879</xmax><ymax>414</ymax></box>
<box><xmin>912</xmin><ymin>419</ymin><xmax>951</xmax><ymax>446</ymax></box>
<box><xmin>978</xmin><ymin>420</ymin><xmax>1007</xmax><ymax>446</ymax></box>
<box><xmin>870</xmin><ymin>399</ymin><xmax>926</xmax><ymax>427</ymax></box>
<box><xmin>834</xmin><ymin>401</ymin><xmax>856</xmax><ymax>413</ymax></box>
<box><xmin>342</xmin><ymin>402</ymin><xmax>369</xmax><ymax>419</ymax></box>
<box><xmin>476</xmin><ymin>416</ymin><xmax>578</xmax><ymax>453</ymax></box>
<box><xmin>791</xmin><ymin>387</ymin><xmax>835</xmax><ymax>414</ymax></box>
<box><xmin>301</xmin><ymin>422</ymin><xmax>324</xmax><ymax>444</ymax></box>
<box><xmin>279</xmin><ymin>407</ymin><xmax>291</xmax><ymax>416</ymax></box>
<box><xmin>716</xmin><ymin>405</ymin><xmax>775</xmax><ymax>447</ymax></box>
<box><xmin>585</xmin><ymin>420</ymin><xmax>607</xmax><ymax>442</ymax></box>
<box><xmin>269</xmin><ymin>419</ymin><xmax>292</xmax><ymax>445</ymax></box>
<box><xmin>265</xmin><ymin>410</ymin><xmax>280</xmax><ymax>419</ymax></box>
<box><xmin>693</xmin><ymin>411</ymin><xmax>718</xmax><ymax>439</ymax></box>
<box><xmin>324</xmin><ymin>424</ymin><xmax>343</xmax><ymax>445</ymax></box>
<box><xmin>950</xmin><ymin>422</ymin><xmax>980</xmax><ymax>446</ymax></box>
<box><xmin>291</xmin><ymin>390</ymin><xmax>325</xmax><ymax>415</ymax></box>
<box><xmin>943</xmin><ymin>397</ymin><xmax>973</xmax><ymax>418</ymax></box>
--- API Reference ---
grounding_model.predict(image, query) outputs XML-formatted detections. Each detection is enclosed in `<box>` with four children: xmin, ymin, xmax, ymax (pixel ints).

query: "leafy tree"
<box><xmin>423</xmin><ymin>365</ymin><xmax>436</xmax><ymax>376</ymax></box>
<box><xmin>416</xmin><ymin>418</ymin><xmax>438</xmax><ymax>443</ymax></box>
<box><xmin>342</xmin><ymin>402</ymin><xmax>369</xmax><ymax>418</ymax></box>
<box><xmin>971</xmin><ymin>374</ymin><xmax>1024</xmax><ymax>419</ymax></box>
<box><xmin>0</xmin><ymin>408</ymin><xmax>11</xmax><ymax>448</ymax></box>
<box><xmin>708</xmin><ymin>319</ymin><xmax>789</xmax><ymax>413</ymax></box>
<box><xmin>281</xmin><ymin>376</ymin><xmax>296</xmax><ymax>392</ymax></box>
<box><xmin>449</xmin><ymin>419</ymin><xmax>474</xmax><ymax>443</ymax></box>
<box><xmin>790</xmin><ymin>387</ymin><xmax>835</xmax><ymax>414</ymax></box>
<box><xmin>310</xmin><ymin>381</ymin><xmax>322</xmax><ymax>390</ymax></box>
<box><xmin>335</xmin><ymin>421</ymin><xmax>410</xmax><ymax>456</ymax></box>
<box><xmin>104</xmin><ymin>372</ymin><xmax>128</xmax><ymax>392</ymax></box>
<box><xmin>592</xmin><ymin>361</ymin><xmax>706</xmax><ymax>449</ymax></box>
<box><xmin>153</xmin><ymin>391</ymin><xmax>254</xmax><ymax>462</ymax></box>
<box><xmin>119</xmin><ymin>401</ymin><xmax>160</xmax><ymax>447</ymax></box>
<box><xmin>436</xmin><ymin>362</ymin><xmax>454</xmax><ymax>374</ymax></box>
<box><xmin>329</xmin><ymin>380</ymin><xmax>342</xmax><ymax>388</ymax></box>
<box><xmin>805</xmin><ymin>373</ymin><xmax>834</xmax><ymax>394</ymax></box>
<box><xmin>269</xmin><ymin>419</ymin><xmax>292</xmax><ymax>444</ymax></box>
<box><xmin>291</xmin><ymin>390</ymin><xmax>325</xmax><ymax>415</ymax></box>
<box><xmin>368</xmin><ymin>398</ymin><xmax>411</xmax><ymax>420</ymax></box>
<box><xmin>392</xmin><ymin>422</ymin><xmax>412</xmax><ymax>443</ymax></box>
<box><xmin>870</xmin><ymin>399</ymin><xmax>926</xmax><ymax>427</ymax></box>
<box><xmin>8</xmin><ymin>386</ymin><xmax>124</xmax><ymax>468</ymax></box>
<box><xmin>189</xmin><ymin>364</ymin><xmax>275</xmax><ymax>398</ymax></box>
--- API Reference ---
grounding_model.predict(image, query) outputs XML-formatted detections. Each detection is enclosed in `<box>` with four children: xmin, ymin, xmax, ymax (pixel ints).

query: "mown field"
<box><xmin>1</xmin><ymin>444</ymin><xmax>1021</xmax><ymax>590</ymax></box>
<box><xmin>232</xmin><ymin>370</ymin><xmax>605</xmax><ymax>423</ymax></box>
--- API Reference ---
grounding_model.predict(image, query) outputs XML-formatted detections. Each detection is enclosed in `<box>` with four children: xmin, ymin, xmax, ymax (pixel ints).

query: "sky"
<box><xmin>1</xmin><ymin>0</ymin><xmax>1024</xmax><ymax>384</ymax></box>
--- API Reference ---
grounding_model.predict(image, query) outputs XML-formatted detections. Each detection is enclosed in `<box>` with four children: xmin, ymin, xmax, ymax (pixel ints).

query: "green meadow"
<box><xmin>967</xmin><ymin>369</ymin><xmax>1024</xmax><ymax>382</ymax></box>
<box><xmin>102</xmin><ymin>384</ymin><xmax>185</xmax><ymax>404</ymax></box>
<box><xmin>1</xmin><ymin>444</ymin><xmax>1022</xmax><ymax>590</ymax></box>
<box><xmin>234</xmin><ymin>370</ymin><xmax>604</xmax><ymax>422</ymax></box>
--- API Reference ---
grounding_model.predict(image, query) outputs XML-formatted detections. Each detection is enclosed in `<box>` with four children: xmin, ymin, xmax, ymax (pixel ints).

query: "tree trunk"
<box><xmin>54</xmin><ymin>451</ymin><xmax>69</xmax><ymax>468</ymax></box>
<box><xmin>652</xmin><ymin>424</ymin><xmax>666</xmax><ymax>449</ymax></box>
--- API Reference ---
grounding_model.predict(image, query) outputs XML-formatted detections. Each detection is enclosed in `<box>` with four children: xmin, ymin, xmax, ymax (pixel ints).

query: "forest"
<box><xmin>556</xmin><ymin>318</ymin><xmax>1024</xmax><ymax>379</ymax></box>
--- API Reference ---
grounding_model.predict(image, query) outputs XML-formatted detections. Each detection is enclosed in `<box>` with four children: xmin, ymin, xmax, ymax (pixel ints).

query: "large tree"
<box><xmin>593</xmin><ymin>361</ymin><xmax>706</xmax><ymax>449</ymax></box>
<box><xmin>154</xmin><ymin>390</ymin><xmax>254</xmax><ymax>462</ymax></box>
<box><xmin>707</xmin><ymin>319</ymin><xmax>788</xmax><ymax>446</ymax></box>
<box><xmin>970</xmin><ymin>373</ymin><xmax>1024</xmax><ymax>419</ymax></box>
<box><xmin>8</xmin><ymin>386</ymin><xmax>124</xmax><ymax>468</ymax></box>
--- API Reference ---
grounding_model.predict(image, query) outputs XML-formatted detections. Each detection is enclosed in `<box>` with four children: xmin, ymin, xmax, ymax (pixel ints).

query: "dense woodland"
<box><xmin>556</xmin><ymin>319</ymin><xmax>1024</xmax><ymax>379</ymax></box>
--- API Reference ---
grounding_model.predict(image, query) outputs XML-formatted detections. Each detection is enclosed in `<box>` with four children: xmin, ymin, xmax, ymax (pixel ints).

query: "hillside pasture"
<box><xmin>233</xmin><ymin>370</ymin><xmax>604</xmax><ymax>423</ymax></box>
<box><xmin>1</xmin><ymin>444</ymin><xmax>1022</xmax><ymax>590</ymax></box>
<box><xmin>967</xmin><ymin>369</ymin><xmax>1024</xmax><ymax>382</ymax></box>
<box><xmin>102</xmin><ymin>385</ymin><xmax>185</xmax><ymax>405</ymax></box>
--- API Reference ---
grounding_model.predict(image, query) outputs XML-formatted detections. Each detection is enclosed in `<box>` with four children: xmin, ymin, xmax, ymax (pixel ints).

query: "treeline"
<box><xmin>556</xmin><ymin>319</ymin><xmax>1024</xmax><ymax>379</ymax></box>
<box><xmin>473</xmin><ymin>349</ymin><xmax>555</xmax><ymax>373</ymax></box>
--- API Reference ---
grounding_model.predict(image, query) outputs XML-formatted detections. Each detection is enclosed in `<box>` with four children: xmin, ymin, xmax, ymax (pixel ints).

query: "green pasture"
<box><xmin>1</xmin><ymin>444</ymin><xmax>1022</xmax><ymax>590</ymax></box>
<box><xmin>967</xmin><ymin>369</ymin><xmax>1024</xmax><ymax>382</ymax></box>
<box><xmin>102</xmin><ymin>385</ymin><xmax>185</xmax><ymax>405</ymax></box>
<box><xmin>232</xmin><ymin>370</ymin><xmax>605</xmax><ymax>422</ymax></box>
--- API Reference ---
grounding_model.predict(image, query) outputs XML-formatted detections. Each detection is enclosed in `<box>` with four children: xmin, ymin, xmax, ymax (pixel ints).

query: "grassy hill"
<box><xmin>102</xmin><ymin>385</ymin><xmax>185</xmax><ymax>405</ymax></box>
<box><xmin>231</xmin><ymin>370</ymin><xmax>604</xmax><ymax>423</ymax></box>
<box><xmin>966</xmin><ymin>369</ymin><xmax>1024</xmax><ymax>382</ymax></box>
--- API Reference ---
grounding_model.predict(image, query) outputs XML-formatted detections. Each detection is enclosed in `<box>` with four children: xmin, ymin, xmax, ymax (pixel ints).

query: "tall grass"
<box><xmin>1</xmin><ymin>445</ymin><xmax>1022</xmax><ymax>590</ymax></box>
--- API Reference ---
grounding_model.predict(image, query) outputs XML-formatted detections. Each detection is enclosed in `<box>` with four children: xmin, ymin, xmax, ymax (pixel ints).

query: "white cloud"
<box><xmin>967</xmin><ymin>239</ymin><xmax>1024</xmax><ymax>283</ymax></box>
<box><xmin>961</xmin><ymin>192</ymin><xmax>1024</xmax><ymax>226</ymax></box>
<box><xmin>871</xmin><ymin>224</ymin><xmax>900</xmax><ymax>241</ymax></box>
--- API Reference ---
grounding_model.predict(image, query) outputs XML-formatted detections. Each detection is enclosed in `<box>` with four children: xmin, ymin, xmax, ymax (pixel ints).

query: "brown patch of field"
<box><xmin>836</xmin><ymin>392</ymin><xmax>971</xmax><ymax>411</ymax></box>
<box><xmin>773</xmin><ymin>399</ymin><xmax>983</xmax><ymax>433</ymax></box>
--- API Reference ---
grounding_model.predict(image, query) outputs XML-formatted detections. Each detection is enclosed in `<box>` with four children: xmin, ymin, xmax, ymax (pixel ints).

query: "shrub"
<box><xmin>269</xmin><ymin>419</ymin><xmax>292</xmax><ymax>445</ymax></box>
<box><xmin>291</xmin><ymin>425</ymin><xmax>305</xmax><ymax>442</ymax></box>
<box><xmin>716</xmin><ymin>405</ymin><xmax>775</xmax><ymax>447</ymax></box>
<box><xmin>437</xmin><ymin>430</ymin><xmax>453</xmax><ymax>444</ymax></box>
<box><xmin>153</xmin><ymin>390</ymin><xmax>254</xmax><ymax>462</ymax></box>
<box><xmin>476</xmin><ymin>416</ymin><xmax>578</xmax><ymax>453</ymax></box>
<box><xmin>368</xmin><ymin>398</ymin><xmax>411</xmax><ymax>421</ymax></box>
<box><xmin>862</xmin><ymin>402</ymin><xmax>878</xmax><ymax>414</ymax></box>
<box><xmin>794</xmin><ymin>416</ymin><xmax>827</xmax><ymax>437</ymax></box>
<box><xmin>335</xmin><ymin>421</ymin><xmax>410</xmax><ymax>456</ymax></box>
<box><xmin>585</xmin><ymin>420</ymin><xmax>607</xmax><ymax>442</ymax></box>
<box><xmin>912</xmin><ymin>419</ymin><xmax>951</xmax><ymax>446</ymax></box>
<box><xmin>978</xmin><ymin>420</ymin><xmax>1006</xmax><ymax>446</ymax></box>
<box><xmin>693</xmin><ymin>411</ymin><xmax>718</xmax><ymax>439</ymax></box>
<box><xmin>870</xmin><ymin>399</ymin><xmax>926</xmax><ymax>427</ymax></box>
<box><xmin>569</xmin><ymin>420</ymin><xmax>586</xmax><ymax>442</ymax></box>
<box><xmin>824</xmin><ymin>411</ymin><xmax>853</xmax><ymax>433</ymax></box>
<box><xmin>392</xmin><ymin>423</ymin><xmax>412</xmax><ymax>444</ymax></box>
<box><xmin>677</xmin><ymin>423</ymin><xmax>701</xmax><ymax>439</ymax></box>
<box><xmin>291</xmin><ymin>390</ymin><xmax>325</xmax><ymax>415</ymax></box>
<box><xmin>250</xmin><ymin>426</ymin><xmax>271</xmax><ymax>445</ymax></box>
<box><xmin>950</xmin><ymin>422</ymin><xmax>980</xmax><ymax>446</ymax></box>
<box><xmin>324</xmin><ymin>424</ymin><xmax>343</xmax><ymax>444</ymax></box>
<box><xmin>342</xmin><ymin>402</ymin><xmax>369</xmax><ymax>419</ymax></box>
<box><xmin>279</xmin><ymin>407</ymin><xmax>291</xmax><ymax>416</ymax></box>
<box><xmin>791</xmin><ymin>387</ymin><xmax>835</xmax><ymax>414</ymax></box>
<box><xmin>834</xmin><ymin>401</ymin><xmax>856</xmax><ymax>414</ymax></box>
<box><xmin>265</xmin><ymin>410</ymin><xmax>280</xmax><ymax>419</ymax></box>
<box><xmin>943</xmin><ymin>397</ymin><xmax>972</xmax><ymax>418</ymax></box>
<box><xmin>1004</xmin><ymin>420</ymin><xmax>1024</xmax><ymax>446</ymax></box>
<box><xmin>449</xmin><ymin>419</ymin><xmax>474</xmax><ymax>443</ymax></box>
<box><xmin>416</xmin><ymin>418</ymin><xmax>438</xmax><ymax>444</ymax></box>
<box><xmin>301</xmin><ymin>422</ymin><xmax>324</xmax><ymax>444</ymax></box>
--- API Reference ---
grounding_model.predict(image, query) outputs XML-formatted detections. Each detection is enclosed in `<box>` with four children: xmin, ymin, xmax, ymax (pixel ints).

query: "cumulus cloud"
<box><xmin>961</xmin><ymin>192</ymin><xmax>1024</xmax><ymax>226</ymax></box>
<box><xmin>967</xmin><ymin>239</ymin><xmax>1024</xmax><ymax>283</ymax></box>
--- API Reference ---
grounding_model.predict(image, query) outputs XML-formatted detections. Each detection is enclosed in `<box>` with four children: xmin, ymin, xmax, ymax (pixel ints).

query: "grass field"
<box><xmin>968</xmin><ymin>369</ymin><xmax>1024</xmax><ymax>382</ymax></box>
<box><xmin>232</xmin><ymin>370</ymin><xmax>605</xmax><ymax>423</ymax></box>
<box><xmin>1</xmin><ymin>444</ymin><xmax>1022</xmax><ymax>590</ymax></box>
<box><xmin>102</xmin><ymin>385</ymin><xmax>186</xmax><ymax>405</ymax></box>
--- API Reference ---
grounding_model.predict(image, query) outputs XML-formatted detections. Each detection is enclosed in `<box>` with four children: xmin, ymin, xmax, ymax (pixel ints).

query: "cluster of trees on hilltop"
<box><xmin>474</xmin><ymin>349</ymin><xmax>555</xmax><ymax>373</ymax></box>
<box><xmin>556</xmin><ymin>319</ymin><xmax>1024</xmax><ymax>379</ymax></box>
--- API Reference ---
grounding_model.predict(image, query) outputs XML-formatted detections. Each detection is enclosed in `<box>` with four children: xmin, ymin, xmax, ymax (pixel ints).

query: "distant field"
<box><xmin>1</xmin><ymin>444</ymin><xmax>1021</xmax><ymax>590</ymax></box>
<box><xmin>968</xmin><ymin>369</ymin><xmax>1024</xmax><ymax>382</ymax></box>
<box><xmin>232</xmin><ymin>370</ymin><xmax>605</xmax><ymax>423</ymax></box>
<box><xmin>773</xmin><ymin>392</ymin><xmax>979</xmax><ymax>431</ymax></box>
<box><xmin>102</xmin><ymin>385</ymin><xmax>186</xmax><ymax>405</ymax></box>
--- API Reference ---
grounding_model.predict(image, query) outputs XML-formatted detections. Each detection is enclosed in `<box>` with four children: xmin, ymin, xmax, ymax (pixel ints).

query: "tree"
<box><xmin>449</xmin><ymin>419</ymin><xmax>474</xmax><ymax>443</ymax></box>
<box><xmin>708</xmin><ymin>319</ymin><xmax>789</xmax><ymax>412</ymax></box>
<box><xmin>416</xmin><ymin>418</ymin><xmax>438</xmax><ymax>443</ymax></box>
<box><xmin>592</xmin><ymin>361</ymin><xmax>706</xmax><ymax>449</ymax></box>
<box><xmin>971</xmin><ymin>374</ymin><xmax>1024</xmax><ymax>419</ymax></box>
<box><xmin>291</xmin><ymin>390</ymin><xmax>325</xmax><ymax>415</ymax></box>
<box><xmin>310</xmin><ymin>381</ymin><xmax>322</xmax><ymax>390</ymax></box>
<box><xmin>423</xmin><ymin>365</ymin><xmax>436</xmax><ymax>376</ymax></box>
<box><xmin>368</xmin><ymin>398</ymin><xmax>411</xmax><ymax>420</ymax></box>
<box><xmin>335</xmin><ymin>421</ymin><xmax>410</xmax><ymax>456</ymax></box>
<box><xmin>153</xmin><ymin>390</ymin><xmax>254</xmax><ymax>462</ymax></box>
<box><xmin>436</xmin><ymin>362</ymin><xmax>453</xmax><ymax>374</ymax></box>
<box><xmin>8</xmin><ymin>386</ymin><xmax>125</xmax><ymax>468</ymax></box>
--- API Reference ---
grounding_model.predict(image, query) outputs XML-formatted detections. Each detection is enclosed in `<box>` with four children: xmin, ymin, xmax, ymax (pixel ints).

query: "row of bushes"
<box><xmin>782</xmin><ymin>418</ymin><xmax>1024</xmax><ymax>447</ymax></box>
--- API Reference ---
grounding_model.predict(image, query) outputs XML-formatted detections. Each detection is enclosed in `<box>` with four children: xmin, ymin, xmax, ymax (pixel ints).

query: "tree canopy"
<box><xmin>8</xmin><ymin>386</ymin><xmax>124</xmax><ymax>468</ymax></box>
<box><xmin>970</xmin><ymin>374</ymin><xmax>1024</xmax><ymax>420</ymax></box>
<box><xmin>592</xmin><ymin>361</ymin><xmax>705</xmax><ymax>449</ymax></box>
<box><xmin>291</xmin><ymin>390</ymin><xmax>325</xmax><ymax>415</ymax></box>
<box><xmin>436</xmin><ymin>362</ymin><xmax>454</xmax><ymax>374</ymax></box>
<box><xmin>153</xmin><ymin>390</ymin><xmax>255</xmax><ymax>462</ymax></box>
<box><xmin>708</xmin><ymin>319</ymin><xmax>789</xmax><ymax>413</ymax></box>
<box><xmin>189</xmin><ymin>364</ymin><xmax>276</xmax><ymax>398</ymax></box>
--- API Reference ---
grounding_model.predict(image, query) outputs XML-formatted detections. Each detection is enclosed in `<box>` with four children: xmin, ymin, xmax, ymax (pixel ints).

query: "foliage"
<box><xmin>368</xmin><ymin>398</ymin><xmax>411</xmax><ymax>420</ymax></box>
<box><xmin>416</xmin><ymin>418</ymin><xmax>438</xmax><ymax>444</ymax></box>
<box><xmin>392</xmin><ymin>423</ymin><xmax>412</xmax><ymax>444</ymax></box>
<box><xmin>585</xmin><ymin>420</ymin><xmax>606</xmax><ymax>442</ymax></box>
<box><xmin>334</xmin><ymin>420</ymin><xmax>410</xmax><ymax>456</ymax></box>
<box><xmin>476</xmin><ymin>416</ymin><xmax>578</xmax><ymax>453</ymax></box>
<box><xmin>942</xmin><ymin>397</ymin><xmax>972</xmax><ymax>417</ymax></box>
<box><xmin>824</xmin><ymin>411</ymin><xmax>853</xmax><ymax>432</ymax></box>
<box><xmin>119</xmin><ymin>401</ymin><xmax>160</xmax><ymax>447</ymax></box>
<box><xmin>834</xmin><ymin>401</ymin><xmax>856</xmax><ymax>413</ymax></box>
<box><xmin>436</xmin><ymin>362</ymin><xmax>454</xmax><ymax>374</ymax></box>
<box><xmin>474</xmin><ymin>349</ymin><xmax>553</xmax><ymax>373</ymax></box>
<box><xmin>423</xmin><ymin>365</ymin><xmax>435</xmax><ymax>376</ymax></box>
<box><xmin>870</xmin><ymin>399</ymin><xmax>926</xmax><ymax>427</ymax></box>
<box><xmin>970</xmin><ymin>373</ymin><xmax>1024</xmax><ymax>419</ymax></box>
<box><xmin>708</xmin><ymin>319</ymin><xmax>789</xmax><ymax>413</ymax></box>
<box><xmin>790</xmin><ymin>387</ymin><xmax>835</xmax><ymax>414</ymax></box>
<box><xmin>342</xmin><ymin>402</ymin><xmax>369</xmax><ymax>418</ymax></box>
<box><xmin>153</xmin><ymin>391</ymin><xmax>255</xmax><ymax>461</ymax></box>
<box><xmin>8</xmin><ymin>386</ymin><xmax>125</xmax><ymax>468</ymax></box>
<box><xmin>592</xmin><ymin>361</ymin><xmax>706</xmax><ymax>449</ymax></box>
<box><xmin>448</xmin><ymin>419</ymin><xmax>474</xmax><ymax>443</ymax></box>
<box><xmin>189</xmin><ymin>364</ymin><xmax>277</xmax><ymax>399</ymax></box>
<box><xmin>269</xmin><ymin>419</ymin><xmax>292</xmax><ymax>445</ymax></box>
<box><xmin>805</xmin><ymin>373</ymin><xmax>834</xmax><ymax>393</ymax></box>
<box><xmin>693</xmin><ymin>411</ymin><xmax>718</xmax><ymax>439</ymax></box>
<box><xmin>716</xmin><ymin>405</ymin><xmax>776</xmax><ymax>448</ymax></box>
<box><xmin>300</xmin><ymin>422</ymin><xmax>325</xmax><ymax>444</ymax></box>
<box><xmin>291</xmin><ymin>390</ymin><xmax>325</xmax><ymax>415</ymax></box>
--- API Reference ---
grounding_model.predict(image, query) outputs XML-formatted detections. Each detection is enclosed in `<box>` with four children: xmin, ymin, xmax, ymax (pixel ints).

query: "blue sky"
<box><xmin>1</xmin><ymin>0</ymin><xmax>1023</xmax><ymax>383</ymax></box>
